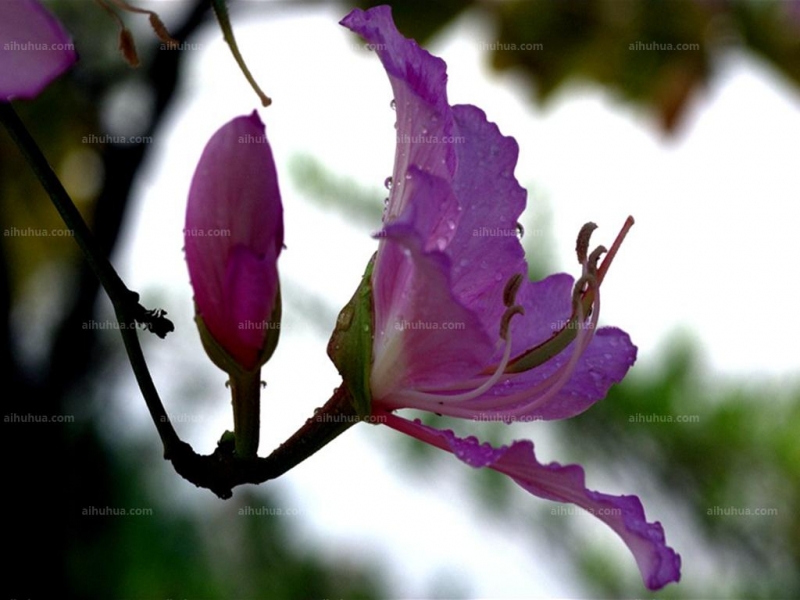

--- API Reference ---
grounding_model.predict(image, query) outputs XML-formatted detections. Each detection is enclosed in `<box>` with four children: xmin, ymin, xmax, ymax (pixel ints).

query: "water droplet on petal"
<box><xmin>390</xmin><ymin>98</ymin><xmax>396</xmax><ymax>110</ymax></box>
<box><xmin>459</xmin><ymin>258</ymin><xmax>469</xmax><ymax>267</ymax></box>
<box><xmin>404</xmin><ymin>172</ymin><xmax>413</xmax><ymax>180</ymax></box>
<box><xmin>435</xmin><ymin>237</ymin><xmax>447</xmax><ymax>251</ymax></box>
<box><xmin>384</xmin><ymin>176</ymin><xmax>393</xmax><ymax>190</ymax></box>
<box><xmin>516</xmin><ymin>222</ymin><xmax>525</xmax><ymax>238</ymax></box>
<box><xmin>494</xmin><ymin>272</ymin><xmax>503</xmax><ymax>281</ymax></box>
<box><xmin>446</xmin><ymin>219</ymin><xmax>456</xmax><ymax>230</ymax></box>
<box><xmin>603</xmin><ymin>353</ymin><xmax>613</xmax><ymax>360</ymax></box>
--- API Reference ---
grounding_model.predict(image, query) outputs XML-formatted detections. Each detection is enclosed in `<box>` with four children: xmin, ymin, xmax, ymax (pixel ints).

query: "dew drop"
<box><xmin>435</xmin><ymin>237</ymin><xmax>447</xmax><ymax>251</ymax></box>
<box><xmin>494</xmin><ymin>272</ymin><xmax>503</xmax><ymax>281</ymax></box>
<box><xmin>384</xmin><ymin>176</ymin><xmax>393</xmax><ymax>190</ymax></box>
<box><xmin>516</xmin><ymin>222</ymin><xmax>525</xmax><ymax>238</ymax></box>
<box><xmin>446</xmin><ymin>219</ymin><xmax>456</xmax><ymax>230</ymax></box>
<box><xmin>603</xmin><ymin>353</ymin><xmax>613</xmax><ymax>360</ymax></box>
<box><xmin>336</xmin><ymin>305</ymin><xmax>354</xmax><ymax>329</ymax></box>
<box><xmin>459</xmin><ymin>258</ymin><xmax>469</xmax><ymax>267</ymax></box>
<box><xmin>390</xmin><ymin>98</ymin><xmax>396</xmax><ymax>110</ymax></box>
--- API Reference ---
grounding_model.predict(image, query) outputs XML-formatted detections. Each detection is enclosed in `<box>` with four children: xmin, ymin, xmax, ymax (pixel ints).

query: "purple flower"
<box><xmin>339</xmin><ymin>6</ymin><xmax>680</xmax><ymax>590</ymax></box>
<box><xmin>185</xmin><ymin>111</ymin><xmax>283</xmax><ymax>373</ymax></box>
<box><xmin>0</xmin><ymin>0</ymin><xmax>77</xmax><ymax>101</ymax></box>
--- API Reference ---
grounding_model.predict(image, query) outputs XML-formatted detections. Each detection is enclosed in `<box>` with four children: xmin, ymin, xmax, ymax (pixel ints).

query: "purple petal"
<box><xmin>0</xmin><ymin>0</ymin><xmax>77</xmax><ymax>101</ymax></box>
<box><xmin>222</xmin><ymin>243</ymin><xmax>279</xmax><ymax>367</ymax></box>
<box><xmin>341</xmin><ymin>6</ymin><xmax>456</xmax><ymax>225</ymax></box>
<box><xmin>185</xmin><ymin>111</ymin><xmax>282</xmax><ymax>370</ymax></box>
<box><xmin>342</xmin><ymin>7</ymin><xmax>528</xmax><ymax>328</ymax></box>
<box><xmin>380</xmin><ymin>412</ymin><xmax>681</xmax><ymax>590</ymax></box>
<box><xmin>371</xmin><ymin>168</ymin><xmax>495</xmax><ymax>402</ymax></box>
<box><xmin>445</xmin><ymin>104</ymin><xmax>528</xmax><ymax>334</ymax></box>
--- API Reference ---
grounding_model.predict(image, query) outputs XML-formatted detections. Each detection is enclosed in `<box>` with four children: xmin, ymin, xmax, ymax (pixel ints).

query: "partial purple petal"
<box><xmin>222</xmin><ymin>243</ymin><xmax>279</xmax><ymax>367</ymax></box>
<box><xmin>186</xmin><ymin>111</ymin><xmax>282</xmax><ymax>370</ymax></box>
<box><xmin>445</xmin><ymin>104</ymin><xmax>528</xmax><ymax>334</ymax></box>
<box><xmin>342</xmin><ymin>7</ymin><xmax>528</xmax><ymax>331</ymax></box>
<box><xmin>380</xmin><ymin>412</ymin><xmax>681</xmax><ymax>590</ymax></box>
<box><xmin>341</xmin><ymin>6</ymin><xmax>455</xmax><ymax>225</ymax></box>
<box><xmin>372</xmin><ymin>168</ymin><xmax>495</xmax><ymax>402</ymax></box>
<box><xmin>0</xmin><ymin>0</ymin><xmax>77</xmax><ymax>101</ymax></box>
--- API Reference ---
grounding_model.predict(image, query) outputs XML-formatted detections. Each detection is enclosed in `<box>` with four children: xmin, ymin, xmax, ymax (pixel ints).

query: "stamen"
<box><xmin>586</xmin><ymin>245</ymin><xmax>607</xmax><ymax>276</ymax></box>
<box><xmin>453</xmin><ymin>279</ymin><xmax>600</xmax><ymax>417</ymax></box>
<box><xmin>597</xmin><ymin>215</ymin><xmax>634</xmax><ymax>285</ymax></box>
<box><xmin>109</xmin><ymin>0</ymin><xmax>179</xmax><ymax>46</ymax></box>
<box><xmin>503</xmin><ymin>273</ymin><xmax>524</xmax><ymax>307</ymax></box>
<box><xmin>498</xmin><ymin>279</ymin><xmax>600</xmax><ymax>417</ymax></box>
<box><xmin>576</xmin><ymin>222</ymin><xmax>598</xmax><ymax>264</ymax></box>
<box><xmin>571</xmin><ymin>273</ymin><xmax>596</xmax><ymax>313</ymax></box>
<box><xmin>95</xmin><ymin>0</ymin><xmax>140</xmax><ymax>67</ymax></box>
<box><xmin>119</xmin><ymin>27</ymin><xmax>140</xmax><ymax>67</ymax></box>
<box><xmin>500</xmin><ymin>306</ymin><xmax>525</xmax><ymax>341</ymax></box>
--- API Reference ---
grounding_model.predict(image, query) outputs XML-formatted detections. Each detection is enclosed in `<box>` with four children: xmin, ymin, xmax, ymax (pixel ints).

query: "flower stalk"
<box><xmin>230</xmin><ymin>369</ymin><xmax>263</xmax><ymax>458</ymax></box>
<box><xmin>211</xmin><ymin>0</ymin><xmax>271</xmax><ymax>107</ymax></box>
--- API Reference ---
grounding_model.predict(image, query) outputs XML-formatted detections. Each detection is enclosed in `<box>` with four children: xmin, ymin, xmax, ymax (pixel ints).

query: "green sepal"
<box><xmin>327</xmin><ymin>254</ymin><xmax>376</xmax><ymax>420</ymax></box>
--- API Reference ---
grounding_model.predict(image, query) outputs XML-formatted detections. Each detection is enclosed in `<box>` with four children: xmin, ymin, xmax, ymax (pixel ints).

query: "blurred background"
<box><xmin>3</xmin><ymin>0</ymin><xmax>800</xmax><ymax>598</ymax></box>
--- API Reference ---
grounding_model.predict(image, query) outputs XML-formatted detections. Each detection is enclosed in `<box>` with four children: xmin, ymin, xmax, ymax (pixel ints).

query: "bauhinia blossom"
<box><xmin>185</xmin><ymin>111</ymin><xmax>283</xmax><ymax>457</ymax></box>
<box><xmin>331</xmin><ymin>6</ymin><xmax>680</xmax><ymax>590</ymax></box>
<box><xmin>0</xmin><ymin>0</ymin><xmax>77</xmax><ymax>101</ymax></box>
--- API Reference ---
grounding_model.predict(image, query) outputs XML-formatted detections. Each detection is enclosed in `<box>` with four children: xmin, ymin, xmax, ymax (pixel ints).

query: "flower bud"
<box><xmin>185</xmin><ymin>111</ymin><xmax>283</xmax><ymax>375</ymax></box>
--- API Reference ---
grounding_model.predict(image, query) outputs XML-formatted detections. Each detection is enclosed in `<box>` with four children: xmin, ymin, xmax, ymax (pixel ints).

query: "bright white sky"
<box><xmin>109</xmin><ymin>2</ymin><xmax>800</xmax><ymax>597</ymax></box>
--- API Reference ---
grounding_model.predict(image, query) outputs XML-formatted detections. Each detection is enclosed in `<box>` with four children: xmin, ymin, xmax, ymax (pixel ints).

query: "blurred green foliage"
<box><xmin>355</xmin><ymin>0</ymin><xmax>800</xmax><ymax>133</ymax></box>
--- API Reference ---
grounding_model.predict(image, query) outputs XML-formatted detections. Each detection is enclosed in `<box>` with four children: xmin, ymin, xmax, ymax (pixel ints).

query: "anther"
<box><xmin>576</xmin><ymin>222</ymin><xmax>598</xmax><ymax>264</ymax></box>
<box><xmin>503</xmin><ymin>273</ymin><xmax>524</xmax><ymax>307</ymax></box>
<box><xmin>586</xmin><ymin>245</ymin><xmax>607</xmax><ymax>276</ymax></box>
